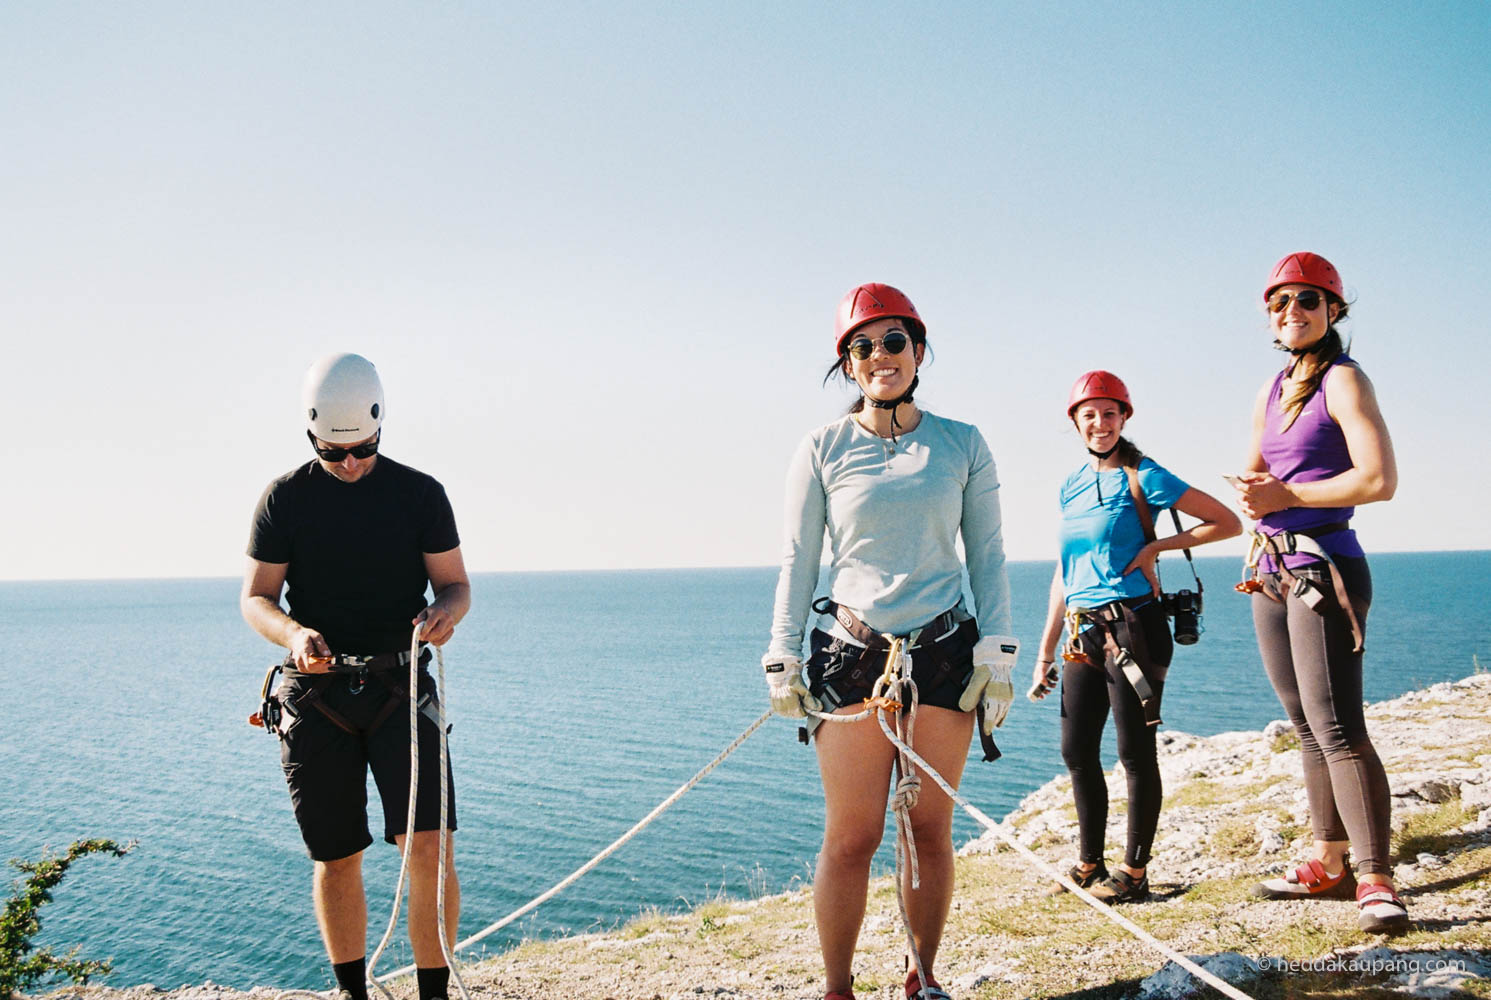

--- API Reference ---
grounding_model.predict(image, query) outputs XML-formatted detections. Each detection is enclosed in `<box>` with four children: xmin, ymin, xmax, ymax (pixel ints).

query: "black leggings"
<box><xmin>1060</xmin><ymin>600</ymin><xmax>1173</xmax><ymax>869</ymax></box>
<box><xmin>1252</xmin><ymin>555</ymin><xmax>1391</xmax><ymax>875</ymax></box>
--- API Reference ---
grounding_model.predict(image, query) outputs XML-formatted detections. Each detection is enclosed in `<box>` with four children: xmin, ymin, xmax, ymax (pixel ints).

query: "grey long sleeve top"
<box><xmin>766</xmin><ymin>411</ymin><xmax>1012</xmax><ymax>662</ymax></box>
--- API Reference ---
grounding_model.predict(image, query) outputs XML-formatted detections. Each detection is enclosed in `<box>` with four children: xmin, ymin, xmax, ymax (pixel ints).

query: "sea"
<box><xmin>2</xmin><ymin>552</ymin><xmax>1488</xmax><ymax>990</ymax></box>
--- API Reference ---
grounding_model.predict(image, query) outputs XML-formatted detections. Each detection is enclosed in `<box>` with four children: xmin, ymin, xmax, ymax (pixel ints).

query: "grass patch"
<box><xmin>621</xmin><ymin>905</ymin><xmax>672</xmax><ymax>938</ymax></box>
<box><xmin>1208</xmin><ymin>819</ymin><xmax>1258</xmax><ymax>859</ymax></box>
<box><xmin>1394</xmin><ymin>800</ymin><xmax>1478</xmax><ymax>858</ymax></box>
<box><xmin>1180</xmin><ymin>872</ymin><xmax>1256</xmax><ymax>904</ymax></box>
<box><xmin>1270</xmin><ymin>727</ymin><xmax>1301</xmax><ymax>753</ymax></box>
<box><xmin>1163</xmin><ymin>779</ymin><xmax>1228</xmax><ymax>809</ymax></box>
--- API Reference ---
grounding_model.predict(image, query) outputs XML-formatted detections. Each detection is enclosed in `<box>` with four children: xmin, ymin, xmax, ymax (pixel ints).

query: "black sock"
<box><xmin>416</xmin><ymin>966</ymin><xmax>450</xmax><ymax>1000</ymax></box>
<box><xmin>332</xmin><ymin>958</ymin><xmax>368</xmax><ymax>1000</ymax></box>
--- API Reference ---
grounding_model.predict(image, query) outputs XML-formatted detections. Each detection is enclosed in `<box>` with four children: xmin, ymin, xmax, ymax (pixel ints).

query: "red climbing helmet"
<box><xmin>833</xmin><ymin>283</ymin><xmax>924</xmax><ymax>355</ymax></box>
<box><xmin>1264</xmin><ymin>252</ymin><xmax>1344</xmax><ymax>301</ymax></box>
<box><xmin>1067</xmin><ymin>370</ymin><xmax>1132</xmax><ymax>418</ymax></box>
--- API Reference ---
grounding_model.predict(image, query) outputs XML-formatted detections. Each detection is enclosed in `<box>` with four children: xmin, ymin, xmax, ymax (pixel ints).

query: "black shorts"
<box><xmin>804</xmin><ymin>617</ymin><xmax>980</xmax><ymax>721</ymax></box>
<box><xmin>277</xmin><ymin>667</ymin><xmax>457</xmax><ymax>862</ymax></box>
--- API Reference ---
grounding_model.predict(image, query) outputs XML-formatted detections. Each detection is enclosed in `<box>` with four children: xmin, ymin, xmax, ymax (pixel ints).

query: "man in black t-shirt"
<box><xmin>241</xmin><ymin>353</ymin><xmax>470</xmax><ymax>1000</ymax></box>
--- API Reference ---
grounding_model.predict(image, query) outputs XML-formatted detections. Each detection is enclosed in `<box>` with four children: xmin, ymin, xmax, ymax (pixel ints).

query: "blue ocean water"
<box><xmin>1</xmin><ymin>552</ymin><xmax>1487</xmax><ymax>990</ymax></box>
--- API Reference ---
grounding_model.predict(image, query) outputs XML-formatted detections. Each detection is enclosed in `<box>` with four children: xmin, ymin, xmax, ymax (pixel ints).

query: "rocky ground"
<box><xmin>43</xmin><ymin>674</ymin><xmax>1491</xmax><ymax>1000</ymax></box>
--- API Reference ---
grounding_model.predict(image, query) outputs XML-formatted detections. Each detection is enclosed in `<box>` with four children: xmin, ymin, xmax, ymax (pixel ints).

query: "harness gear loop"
<box><xmin>1237</xmin><ymin>526</ymin><xmax>1365</xmax><ymax>652</ymax></box>
<box><xmin>248</xmin><ymin>662</ymin><xmax>284</xmax><ymax>732</ymax></box>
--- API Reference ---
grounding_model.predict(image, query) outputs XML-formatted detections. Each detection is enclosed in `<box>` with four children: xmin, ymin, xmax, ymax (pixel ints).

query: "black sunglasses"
<box><xmin>845</xmin><ymin>331</ymin><xmax>910</xmax><ymax>360</ymax></box>
<box><xmin>1268</xmin><ymin>289</ymin><xmax>1324</xmax><ymax>314</ymax></box>
<box><xmin>308</xmin><ymin>429</ymin><xmax>380</xmax><ymax>462</ymax></box>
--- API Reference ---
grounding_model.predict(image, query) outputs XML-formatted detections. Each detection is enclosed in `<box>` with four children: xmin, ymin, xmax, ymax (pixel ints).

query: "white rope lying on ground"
<box><xmin>380</xmin><ymin>707</ymin><xmax>773</xmax><ymax>980</ymax></box>
<box><xmin>867</xmin><ymin>707</ymin><xmax>1256</xmax><ymax>1000</ymax></box>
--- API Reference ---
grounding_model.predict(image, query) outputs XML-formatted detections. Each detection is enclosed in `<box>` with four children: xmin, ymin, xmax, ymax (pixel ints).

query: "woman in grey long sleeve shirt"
<box><xmin>762</xmin><ymin>283</ymin><xmax>1020</xmax><ymax>1000</ymax></box>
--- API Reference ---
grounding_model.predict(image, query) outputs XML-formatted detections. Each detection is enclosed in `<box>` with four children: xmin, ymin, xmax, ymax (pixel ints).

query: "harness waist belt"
<box><xmin>810</xmin><ymin>597</ymin><xmax>960</xmax><ymax>650</ymax></box>
<box><xmin>1262</xmin><ymin>520</ymin><xmax>1350</xmax><ymax>553</ymax></box>
<box><xmin>282</xmin><ymin>648</ymin><xmax>421</xmax><ymax>677</ymax></box>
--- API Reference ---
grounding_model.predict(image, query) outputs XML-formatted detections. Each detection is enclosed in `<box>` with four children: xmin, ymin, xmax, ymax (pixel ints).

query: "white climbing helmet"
<box><xmin>302</xmin><ymin>353</ymin><xmax>384</xmax><ymax>444</ymax></box>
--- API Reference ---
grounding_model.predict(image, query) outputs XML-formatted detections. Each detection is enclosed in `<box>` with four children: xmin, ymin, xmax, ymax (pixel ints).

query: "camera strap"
<box><xmin>1122</xmin><ymin>463</ymin><xmax>1203</xmax><ymax>595</ymax></box>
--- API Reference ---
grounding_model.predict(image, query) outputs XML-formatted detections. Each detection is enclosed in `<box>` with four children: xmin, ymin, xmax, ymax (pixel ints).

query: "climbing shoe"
<box><xmin>1089</xmin><ymin>867</ymin><xmax>1149</xmax><ymax>903</ymax></box>
<box><xmin>1047</xmin><ymin>860</ymin><xmax>1109</xmax><ymax>895</ymax></box>
<box><xmin>1252</xmin><ymin>858</ymin><xmax>1357</xmax><ymax>900</ymax></box>
<box><xmin>905</xmin><ymin>969</ymin><xmax>951</xmax><ymax>1000</ymax></box>
<box><xmin>1356</xmin><ymin>882</ymin><xmax>1410</xmax><ymax>934</ymax></box>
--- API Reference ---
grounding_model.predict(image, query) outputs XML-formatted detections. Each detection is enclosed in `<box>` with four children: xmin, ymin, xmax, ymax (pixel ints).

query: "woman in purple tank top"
<box><xmin>1231</xmin><ymin>251</ymin><xmax>1406</xmax><ymax>934</ymax></box>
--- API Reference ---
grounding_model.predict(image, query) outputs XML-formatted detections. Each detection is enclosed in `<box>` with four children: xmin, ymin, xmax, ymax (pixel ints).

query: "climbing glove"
<box><xmin>959</xmin><ymin>635</ymin><xmax>1020</xmax><ymax>732</ymax></box>
<box><xmin>762</xmin><ymin>656</ymin><xmax>821</xmax><ymax>719</ymax></box>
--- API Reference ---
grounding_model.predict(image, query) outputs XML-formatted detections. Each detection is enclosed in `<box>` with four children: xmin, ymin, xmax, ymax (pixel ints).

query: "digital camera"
<box><xmin>1162</xmin><ymin>588</ymin><xmax>1204</xmax><ymax>645</ymax></box>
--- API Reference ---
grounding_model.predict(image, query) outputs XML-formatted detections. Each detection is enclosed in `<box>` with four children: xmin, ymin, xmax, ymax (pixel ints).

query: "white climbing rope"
<box><xmin>365</xmin><ymin>630</ymin><xmax>468</xmax><ymax>1000</ymax></box>
<box><xmin>807</xmin><ymin>634</ymin><xmax>1254</xmax><ymax>1000</ymax></box>
<box><xmin>380</xmin><ymin>707</ymin><xmax>773</xmax><ymax>979</ymax></box>
<box><xmin>806</xmin><ymin>637</ymin><xmax>932</xmax><ymax>995</ymax></box>
<box><xmin>869</xmin><ymin>707</ymin><xmax>1256</xmax><ymax>1000</ymax></box>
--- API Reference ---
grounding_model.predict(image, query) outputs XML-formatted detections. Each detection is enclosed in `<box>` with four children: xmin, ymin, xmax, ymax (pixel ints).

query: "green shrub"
<box><xmin>1</xmin><ymin>839</ymin><xmax>134</xmax><ymax>1000</ymax></box>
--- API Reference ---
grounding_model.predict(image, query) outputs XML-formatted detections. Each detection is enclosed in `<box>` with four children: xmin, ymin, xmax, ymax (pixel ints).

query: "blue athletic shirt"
<box><xmin>1059</xmin><ymin>457</ymin><xmax>1189</xmax><ymax>609</ymax></box>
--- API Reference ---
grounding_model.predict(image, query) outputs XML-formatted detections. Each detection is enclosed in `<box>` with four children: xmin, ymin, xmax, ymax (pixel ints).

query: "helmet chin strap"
<box><xmin>865</xmin><ymin>373</ymin><xmax>919</xmax><ymax>445</ymax></box>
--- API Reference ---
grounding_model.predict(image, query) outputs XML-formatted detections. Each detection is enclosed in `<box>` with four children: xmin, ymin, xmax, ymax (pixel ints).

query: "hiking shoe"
<box><xmin>1046</xmin><ymin>860</ymin><xmax>1109</xmax><ymax>895</ymax></box>
<box><xmin>905</xmin><ymin>969</ymin><xmax>952</xmax><ymax>1000</ymax></box>
<box><xmin>1252</xmin><ymin>858</ymin><xmax>1357</xmax><ymax>900</ymax></box>
<box><xmin>1089</xmin><ymin>867</ymin><xmax>1149</xmax><ymax>903</ymax></box>
<box><xmin>1356</xmin><ymin>881</ymin><xmax>1410</xmax><ymax>934</ymax></box>
<box><xmin>824</xmin><ymin>992</ymin><xmax>856</xmax><ymax>1000</ymax></box>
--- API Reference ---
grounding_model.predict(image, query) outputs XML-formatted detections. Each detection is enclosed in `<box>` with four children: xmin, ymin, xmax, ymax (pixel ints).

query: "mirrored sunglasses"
<box><xmin>1268</xmin><ymin>289</ymin><xmax>1324</xmax><ymax>314</ymax></box>
<box><xmin>846</xmin><ymin>331</ymin><xmax>910</xmax><ymax>360</ymax></box>
<box><xmin>308</xmin><ymin>430</ymin><xmax>380</xmax><ymax>462</ymax></box>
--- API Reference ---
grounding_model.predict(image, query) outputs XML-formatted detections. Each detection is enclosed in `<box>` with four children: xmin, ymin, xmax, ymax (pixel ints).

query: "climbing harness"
<box><xmin>1236</xmin><ymin>524</ymin><xmax>1364</xmax><ymax>652</ymax></box>
<box><xmin>248</xmin><ymin>651</ymin><xmax>446</xmax><ymax>738</ymax></box>
<box><xmin>806</xmin><ymin>599</ymin><xmax>998</xmax><ymax>761</ymax></box>
<box><xmin>1062</xmin><ymin>599</ymin><xmax>1162</xmax><ymax>726</ymax></box>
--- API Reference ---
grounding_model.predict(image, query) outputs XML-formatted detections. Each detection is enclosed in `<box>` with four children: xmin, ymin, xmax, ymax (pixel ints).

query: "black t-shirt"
<box><xmin>248</xmin><ymin>456</ymin><xmax>461</xmax><ymax>654</ymax></box>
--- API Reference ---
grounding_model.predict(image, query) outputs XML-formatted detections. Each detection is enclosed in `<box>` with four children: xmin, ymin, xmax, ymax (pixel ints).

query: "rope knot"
<box><xmin>892</xmin><ymin>772</ymin><xmax>921</xmax><ymax>812</ymax></box>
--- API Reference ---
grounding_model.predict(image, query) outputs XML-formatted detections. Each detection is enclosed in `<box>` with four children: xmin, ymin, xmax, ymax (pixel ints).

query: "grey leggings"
<box><xmin>1252</xmin><ymin>554</ymin><xmax>1391</xmax><ymax>875</ymax></box>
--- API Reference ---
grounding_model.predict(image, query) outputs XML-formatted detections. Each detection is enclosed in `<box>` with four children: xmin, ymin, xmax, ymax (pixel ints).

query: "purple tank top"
<box><xmin>1258</xmin><ymin>355</ymin><xmax>1365</xmax><ymax>568</ymax></box>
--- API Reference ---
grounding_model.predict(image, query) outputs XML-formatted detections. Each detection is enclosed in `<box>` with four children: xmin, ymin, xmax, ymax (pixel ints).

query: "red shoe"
<box><xmin>906</xmin><ymin>969</ymin><xmax>952</xmax><ymax>1000</ymax></box>
<box><xmin>1356</xmin><ymin>881</ymin><xmax>1410</xmax><ymax>934</ymax></box>
<box><xmin>1251</xmin><ymin>858</ymin><xmax>1356</xmax><ymax>900</ymax></box>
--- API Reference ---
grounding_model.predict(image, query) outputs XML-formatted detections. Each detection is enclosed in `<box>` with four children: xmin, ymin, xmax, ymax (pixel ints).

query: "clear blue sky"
<box><xmin>3</xmin><ymin>1</ymin><xmax>1487</xmax><ymax>580</ymax></box>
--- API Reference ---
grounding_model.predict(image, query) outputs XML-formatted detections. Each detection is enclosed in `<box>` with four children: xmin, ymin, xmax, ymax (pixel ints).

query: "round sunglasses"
<box><xmin>1268</xmin><ymin>289</ymin><xmax>1324</xmax><ymax>314</ymax></box>
<box><xmin>845</xmin><ymin>331</ymin><xmax>910</xmax><ymax>360</ymax></box>
<box><xmin>308</xmin><ymin>429</ymin><xmax>380</xmax><ymax>462</ymax></box>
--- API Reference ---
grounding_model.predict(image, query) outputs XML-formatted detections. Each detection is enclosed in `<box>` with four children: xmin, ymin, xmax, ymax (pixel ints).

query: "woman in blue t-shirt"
<box><xmin>1031</xmin><ymin>371</ymin><xmax>1239</xmax><ymax>902</ymax></box>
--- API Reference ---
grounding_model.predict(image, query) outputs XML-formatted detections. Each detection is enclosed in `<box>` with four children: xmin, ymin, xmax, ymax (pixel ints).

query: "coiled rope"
<box><xmin>805</xmin><ymin>638</ymin><xmax>1254</xmax><ymax>1000</ymax></box>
